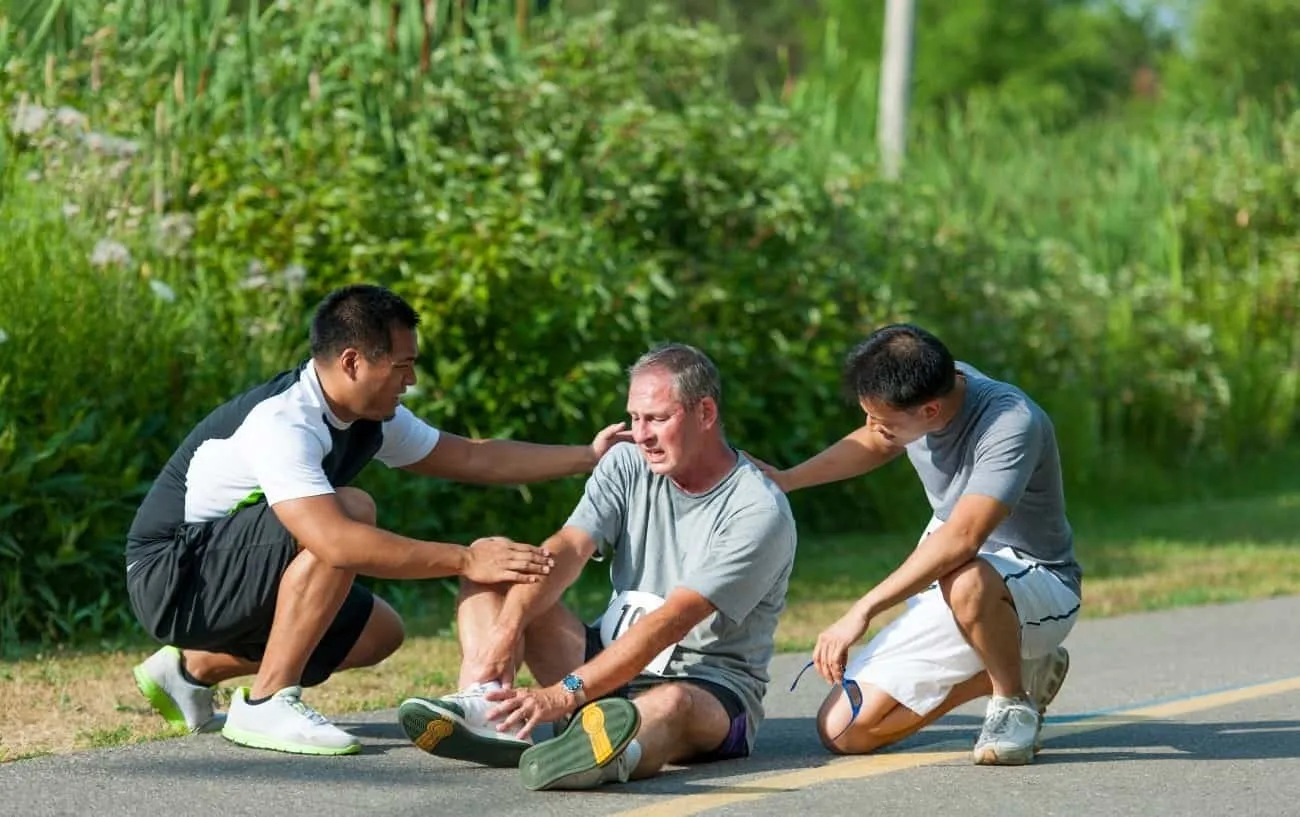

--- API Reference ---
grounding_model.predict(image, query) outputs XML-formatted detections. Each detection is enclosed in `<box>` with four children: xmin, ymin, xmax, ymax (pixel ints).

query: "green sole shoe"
<box><xmin>519</xmin><ymin>698</ymin><xmax>641</xmax><ymax>791</ymax></box>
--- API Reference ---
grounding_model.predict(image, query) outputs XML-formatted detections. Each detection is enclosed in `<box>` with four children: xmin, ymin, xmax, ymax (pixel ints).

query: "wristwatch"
<box><xmin>561</xmin><ymin>673</ymin><xmax>587</xmax><ymax>706</ymax></box>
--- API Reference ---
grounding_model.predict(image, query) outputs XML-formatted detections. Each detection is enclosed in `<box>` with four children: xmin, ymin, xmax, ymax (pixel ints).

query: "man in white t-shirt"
<box><xmin>125</xmin><ymin>284</ymin><xmax>631</xmax><ymax>756</ymax></box>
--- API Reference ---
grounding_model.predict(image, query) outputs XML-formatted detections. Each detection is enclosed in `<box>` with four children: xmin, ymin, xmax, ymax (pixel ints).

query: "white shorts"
<box><xmin>845</xmin><ymin>518</ymin><xmax>1082</xmax><ymax>716</ymax></box>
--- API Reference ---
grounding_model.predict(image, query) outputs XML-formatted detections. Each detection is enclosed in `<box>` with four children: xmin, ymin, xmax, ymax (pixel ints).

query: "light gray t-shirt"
<box><xmin>906</xmin><ymin>363</ymin><xmax>1082</xmax><ymax>596</ymax></box>
<box><xmin>565</xmin><ymin>443</ymin><xmax>797</xmax><ymax>749</ymax></box>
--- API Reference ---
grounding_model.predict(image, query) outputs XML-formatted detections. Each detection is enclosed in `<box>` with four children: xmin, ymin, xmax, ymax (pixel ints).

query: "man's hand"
<box><xmin>590</xmin><ymin>422</ymin><xmax>635</xmax><ymax>461</ymax></box>
<box><xmin>484</xmin><ymin>685</ymin><xmax>578</xmax><ymax>741</ymax></box>
<box><xmin>463</xmin><ymin>537</ymin><xmax>554</xmax><ymax>585</ymax></box>
<box><xmin>463</xmin><ymin>624</ymin><xmax>520</xmax><ymax>688</ymax></box>
<box><xmin>814</xmin><ymin>608</ymin><xmax>871</xmax><ymax>684</ymax></box>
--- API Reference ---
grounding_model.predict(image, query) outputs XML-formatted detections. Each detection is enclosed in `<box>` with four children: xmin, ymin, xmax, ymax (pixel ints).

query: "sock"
<box><xmin>177</xmin><ymin>654</ymin><xmax>206</xmax><ymax>687</ymax></box>
<box><xmin>602</xmin><ymin>738</ymin><xmax>642</xmax><ymax>784</ymax></box>
<box><xmin>246</xmin><ymin>695</ymin><xmax>270</xmax><ymax>706</ymax></box>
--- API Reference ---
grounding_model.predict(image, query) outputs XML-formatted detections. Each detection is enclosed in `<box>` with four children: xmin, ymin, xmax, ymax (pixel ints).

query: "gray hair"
<box><xmin>628</xmin><ymin>342</ymin><xmax>722</xmax><ymax>408</ymax></box>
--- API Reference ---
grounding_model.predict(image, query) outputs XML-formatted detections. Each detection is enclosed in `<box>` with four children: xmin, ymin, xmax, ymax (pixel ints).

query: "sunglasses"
<box><xmin>790</xmin><ymin>659</ymin><xmax>864</xmax><ymax>742</ymax></box>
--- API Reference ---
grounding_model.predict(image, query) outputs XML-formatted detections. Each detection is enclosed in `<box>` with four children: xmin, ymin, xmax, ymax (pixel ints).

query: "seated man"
<box><xmin>126</xmin><ymin>283</ymin><xmax>631</xmax><ymax>756</ymax></box>
<box><xmin>762</xmin><ymin>324</ymin><xmax>1080</xmax><ymax>765</ymax></box>
<box><xmin>398</xmin><ymin>343</ymin><xmax>797</xmax><ymax>790</ymax></box>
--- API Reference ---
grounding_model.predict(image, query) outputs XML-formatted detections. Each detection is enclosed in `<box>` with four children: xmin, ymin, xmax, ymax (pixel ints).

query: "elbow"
<box><xmin>299</xmin><ymin>526</ymin><xmax>359</xmax><ymax>571</ymax></box>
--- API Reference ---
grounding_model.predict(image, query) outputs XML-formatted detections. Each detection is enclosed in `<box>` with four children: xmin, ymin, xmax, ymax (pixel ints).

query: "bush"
<box><xmin>1</xmin><ymin>3</ymin><xmax>1298</xmax><ymax>645</ymax></box>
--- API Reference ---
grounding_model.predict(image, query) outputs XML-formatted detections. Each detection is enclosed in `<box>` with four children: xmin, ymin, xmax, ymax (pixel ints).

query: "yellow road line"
<box><xmin>610</xmin><ymin>675</ymin><xmax>1300</xmax><ymax>817</ymax></box>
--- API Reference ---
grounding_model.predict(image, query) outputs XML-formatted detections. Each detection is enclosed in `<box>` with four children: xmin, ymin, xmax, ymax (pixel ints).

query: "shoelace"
<box><xmin>789</xmin><ymin>660</ymin><xmax>863</xmax><ymax>742</ymax></box>
<box><xmin>283</xmin><ymin>694</ymin><xmax>331</xmax><ymax>726</ymax></box>
<box><xmin>984</xmin><ymin>701</ymin><xmax>1036</xmax><ymax>739</ymax></box>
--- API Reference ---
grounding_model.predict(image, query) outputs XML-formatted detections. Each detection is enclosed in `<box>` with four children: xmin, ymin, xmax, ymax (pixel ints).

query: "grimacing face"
<box><xmin>859</xmin><ymin>396</ymin><xmax>938</xmax><ymax>446</ymax></box>
<box><xmin>626</xmin><ymin>368</ymin><xmax>709</xmax><ymax>477</ymax></box>
<box><xmin>344</xmin><ymin>326</ymin><xmax>418</xmax><ymax>421</ymax></box>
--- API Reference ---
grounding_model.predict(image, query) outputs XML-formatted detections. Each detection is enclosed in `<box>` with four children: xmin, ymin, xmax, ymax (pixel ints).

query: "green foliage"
<box><xmin>1</xmin><ymin>1</ymin><xmax>1298</xmax><ymax>648</ymax></box>
<box><xmin>803</xmin><ymin>0</ymin><xmax>1176</xmax><ymax>144</ymax></box>
<box><xmin>1164</xmin><ymin>0</ymin><xmax>1300</xmax><ymax>110</ymax></box>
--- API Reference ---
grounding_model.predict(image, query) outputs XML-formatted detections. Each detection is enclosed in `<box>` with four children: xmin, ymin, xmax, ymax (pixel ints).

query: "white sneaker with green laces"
<box><xmin>972</xmin><ymin>695</ymin><xmax>1041</xmax><ymax>766</ymax></box>
<box><xmin>132</xmin><ymin>646</ymin><xmax>222</xmax><ymax>734</ymax></box>
<box><xmin>222</xmin><ymin>686</ymin><xmax>360</xmax><ymax>755</ymax></box>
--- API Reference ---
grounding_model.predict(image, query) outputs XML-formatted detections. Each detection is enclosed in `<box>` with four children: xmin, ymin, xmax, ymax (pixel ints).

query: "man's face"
<box><xmin>346</xmin><ymin>326</ymin><xmax>418</xmax><ymax>421</ymax></box>
<box><xmin>627</xmin><ymin>369</ymin><xmax>709</xmax><ymax>477</ymax></box>
<box><xmin>859</xmin><ymin>397</ymin><xmax>937</xmax><ymax>446</ymax></box>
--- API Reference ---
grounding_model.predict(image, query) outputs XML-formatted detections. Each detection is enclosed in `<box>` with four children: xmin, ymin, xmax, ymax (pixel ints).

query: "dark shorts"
<box><xmin>583</xmin><ymin>626</ymin><xmax>749</xmax><ymax>762</ymax></box>
<box><xmin>126</xmin><ymin>502</ymin><xmax>374</xmax><ymax>687</ymax></box>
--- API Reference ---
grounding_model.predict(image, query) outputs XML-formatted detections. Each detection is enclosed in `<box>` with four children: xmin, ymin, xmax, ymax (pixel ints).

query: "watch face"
<box><xmin>563</xmin><ymin>675</ymin><xmax>583</xmax><ymax>692</ymax></box>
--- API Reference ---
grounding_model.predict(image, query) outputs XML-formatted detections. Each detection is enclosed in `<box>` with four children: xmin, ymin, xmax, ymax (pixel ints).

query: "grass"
<box><xmin>3</xmin><ymin>485</ymin><xmax>1300</xmax><ymax>763</ymax></box>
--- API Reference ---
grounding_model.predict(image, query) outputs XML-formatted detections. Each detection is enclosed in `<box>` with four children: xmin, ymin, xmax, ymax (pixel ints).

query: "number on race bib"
<box><xmin>598</xmin><ymin>590</ymin><xmax>678</xmax><ymax>676</ymax></box>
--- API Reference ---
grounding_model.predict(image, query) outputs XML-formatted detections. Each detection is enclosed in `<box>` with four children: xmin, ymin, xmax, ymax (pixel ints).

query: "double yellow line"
<box><xmin>609</xmin><ymin>675</ymin><xmax>1300</xmax><ymax>817</ymax></box>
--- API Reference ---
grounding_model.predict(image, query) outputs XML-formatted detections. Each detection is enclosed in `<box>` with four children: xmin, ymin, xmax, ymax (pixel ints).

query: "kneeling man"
<box><xmin>398</xmin><ymin>343</ymin><xmax>797</xmax><ymax>790</ymax></box>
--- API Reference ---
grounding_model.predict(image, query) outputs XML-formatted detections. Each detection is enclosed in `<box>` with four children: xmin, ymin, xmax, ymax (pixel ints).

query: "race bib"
<box><xmin>598</xmin><ymin>590</ymin><xmax>677</xmax><ymax>676</ymax></box>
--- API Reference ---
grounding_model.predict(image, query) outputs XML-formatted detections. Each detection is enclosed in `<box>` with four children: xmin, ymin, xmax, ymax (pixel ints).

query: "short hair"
<box><xmin>842</xmin><ymin>323</ymin><xmax>956</xmax><ymax>409</ymax></box>
<box><xmin>309</xmin><ymin>284</ymin><xmax>420</xmax><ymax>360</ymax></box>
<box><xmin>628</xmin><ymin>342</ymin><xmax>722</xmax><ymax>408</ymax></box>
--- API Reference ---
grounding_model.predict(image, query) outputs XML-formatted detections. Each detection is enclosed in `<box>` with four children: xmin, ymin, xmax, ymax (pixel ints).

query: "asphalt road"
<box><xmin>3</xmin><ymin>596</ymin><xmax>1299</xmax><ymax>817</ymax></box>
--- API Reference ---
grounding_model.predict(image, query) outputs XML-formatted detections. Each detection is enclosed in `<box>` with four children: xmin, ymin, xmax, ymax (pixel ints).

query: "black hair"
<box><xmin>309</xmin><ymin>284</ymin><xmax>420</xmax><ymax>360</ymax></box>
<box><xmin>842</xmin><ymin>323</ymin><xmax>956</xmax><ymax>409</ymax></box>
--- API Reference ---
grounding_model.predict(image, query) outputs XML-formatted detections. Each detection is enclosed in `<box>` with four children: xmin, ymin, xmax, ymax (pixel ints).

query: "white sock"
<box><xmin>602</xmin><ymin>738</ymin><xmax>642</xmax><ymax>783</ymax></box>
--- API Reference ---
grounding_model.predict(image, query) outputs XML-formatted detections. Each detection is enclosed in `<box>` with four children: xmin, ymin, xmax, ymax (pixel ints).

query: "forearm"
<box><xmin>784</xmin><ymin>427</ymin><xmax>902</xmax><ymax>492</ymax></box>
<box><xmin>468</xmin><ymin>439</ymin><xmax>596</xmax><ymax>484</ymax></box>
<box><xmin>853</xmin><ymin>528</ymin><xmax>980</xmax><ymax>620</ymax></box>
<box><xmin>567</xmin><ymin>610</ymin><xmax>690</xmax><ymax>701</ymax></box>
<box><xmin>494</xmin><ymin>532</ymin><xmax>590</xmax><ymax>637</ymax></box>
<box><xmin>312</xmin><ymin>522</ymin><xmax>469</xmax><ymax>580</ymax></box>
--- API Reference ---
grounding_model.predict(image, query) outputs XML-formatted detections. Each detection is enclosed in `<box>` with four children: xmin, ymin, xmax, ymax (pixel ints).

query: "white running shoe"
<box><xmin>132</xmin><ymin>646</ymin><xmax>222</xmax><ymax>734</ymax></box>
<box><xmin>398</xmin><ymin>681</ymin><xmax>533</xmax><ymax>768</ymax></box>
<box><xmin>222</xmin><ymin>686</ymin><xmax>359</xmax><ymax>755</ymax></box>
<box><xmin>972</xmin><ymin>695</ymin><xmax>1040</xmax><ymax>766</ymax></box>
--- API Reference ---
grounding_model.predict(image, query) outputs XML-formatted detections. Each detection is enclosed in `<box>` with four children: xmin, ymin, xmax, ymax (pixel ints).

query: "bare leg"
<box><xmin>455</xmin><ymin>578</ymin><xmax>588</xmax><ymax>689</ymax></box>
<box><xmin>455</xmin><ymin>578</ymin><xmax>519</xmax><ymax>689</ymax></box>
<box><xmin>336</xmin><ymin>596</ymin><xmax>405</xmax><ymax>671</ymax></box>
<box><xmin>249</xmin><ymin>487</ymin><xmax>379</xmax><ymax>699</ymax></box>
<box><xmin>180</xmin><ymin>650</ymin><xmax>259</xmax><ymax>685</ymax></box>
<box><xmin>626</xmin><ymin>683</ymin><xmax>733</xmax><ymax>779</ymax></box>
<box><xmin>940</xmin><ymin>559</ymin><xmax>1023</xmax><ymax>698</ymax></box>
<box><xmin>817</xmin><ymin>673</ymin><xmax>992</xmax><ymax>754</ymax></box>
<box><xmin>520</xmin><ymin>603</ymin><xmax>588</xmax><ymax>687</ymax></box>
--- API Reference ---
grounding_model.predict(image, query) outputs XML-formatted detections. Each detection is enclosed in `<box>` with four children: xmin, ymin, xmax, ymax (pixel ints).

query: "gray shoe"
<box><xmin>972</xmin><ymin>695</ymin><xmax>1040</xmax><ymax>766</ymax></box>
<box><xmin>1023</xmin><ymin>646</ymin><xmax>1070</xmax><ymax>752</ymax></box>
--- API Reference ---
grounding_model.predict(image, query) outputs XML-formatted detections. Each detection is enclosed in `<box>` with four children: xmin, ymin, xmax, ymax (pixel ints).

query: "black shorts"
<box><xmin>583</xmin><ymin>626</ymin><xmax>750</xmax><ymax>762</ymax></box>
<box><xmin>126</xmin><ymin>502</ymin><xmax>374</xmax><ymax>687</ymax></box>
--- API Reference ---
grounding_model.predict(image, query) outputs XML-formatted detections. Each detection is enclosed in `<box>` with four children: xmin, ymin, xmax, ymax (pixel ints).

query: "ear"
<box><xmin>339</xmin><ymin>348</ymin><xmax>361</xmax><ymax>380</ymax></box>
<box><xmin>921</xmin><ymin>400</ymin><xmax>942</xmax><ymax>421</ymax></box>
<box><xmin>698</xmin><ymin>397</ymin><xmax>719</xmax><ymax>429</ymax></box>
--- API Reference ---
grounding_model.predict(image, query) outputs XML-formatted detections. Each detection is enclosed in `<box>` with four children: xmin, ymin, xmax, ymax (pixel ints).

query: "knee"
<box><xmin>637</xmin><ymin>683</ymin><xmax>696</xmax><ymax>721</ymax></box>
<box><xmin>816</xmin><ymin>693</ymin><xmax>861</xmax><ymax>755</ymax></box>
<box><xmin>336</xmin><ymin>487</ymin><xmax>377</xmax><ymax>526</ymax></box>
<box><xmin>939</xmin><ymin>559</ymin><xmax>1006</xmax><ymax>627</ymax></box>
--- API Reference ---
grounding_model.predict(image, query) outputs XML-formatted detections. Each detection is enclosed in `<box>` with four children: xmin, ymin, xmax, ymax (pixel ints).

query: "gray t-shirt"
<box><xmin>565</xmin><ymin>443</ymin><xmax>797</xmax><ymax>749</ymax></box>
<box><xmin>906</xmin><ymin>363</ymin><xmax>1082</xmax><ymax>596</ymax></box>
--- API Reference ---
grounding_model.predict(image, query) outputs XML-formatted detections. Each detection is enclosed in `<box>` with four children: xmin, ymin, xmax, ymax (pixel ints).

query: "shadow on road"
<box><xmin>1038</xmin><ymin>718</ymin><xmax>1300</xmax><ymax>763</ymax></box>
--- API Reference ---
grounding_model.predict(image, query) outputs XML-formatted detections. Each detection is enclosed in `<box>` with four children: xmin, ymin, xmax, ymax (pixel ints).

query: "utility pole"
<box><xmin>877</xmin><ymin>0</ymin><xmax>915</xmax><ymax>181</ymax></box>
